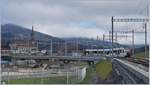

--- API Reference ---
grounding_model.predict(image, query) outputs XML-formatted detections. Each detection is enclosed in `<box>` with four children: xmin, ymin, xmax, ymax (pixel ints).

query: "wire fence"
<box><xmin>1</xmin><ymin>67</ymin><xmax>87</xmax><ymax>84</ymax></box>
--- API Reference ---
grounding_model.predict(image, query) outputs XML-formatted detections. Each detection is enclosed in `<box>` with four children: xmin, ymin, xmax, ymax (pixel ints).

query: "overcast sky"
<box><xmin>1</xmin><ymin>0</ymin><xmax>149</xmax><ymax>44</ymax></box>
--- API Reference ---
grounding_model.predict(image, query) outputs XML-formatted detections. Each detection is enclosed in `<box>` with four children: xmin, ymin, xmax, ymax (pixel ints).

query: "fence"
<box><xmin>1</xmin><ymin>67</ymin><xmax>87</xmax><ymax>84</ymax></box>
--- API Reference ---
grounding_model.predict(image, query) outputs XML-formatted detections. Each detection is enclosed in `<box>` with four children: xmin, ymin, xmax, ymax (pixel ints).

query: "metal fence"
<box><xmin>1</xmin><ymin>67</ymin><xmax>86</xmax><ymax>84</ymax></box>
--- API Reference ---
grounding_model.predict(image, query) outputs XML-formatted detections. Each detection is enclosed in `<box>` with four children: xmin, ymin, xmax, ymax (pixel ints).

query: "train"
<box><xmin>84</xmin><ymin>48</ymin><xmax>133</xmax><ymax>57</ymax></box>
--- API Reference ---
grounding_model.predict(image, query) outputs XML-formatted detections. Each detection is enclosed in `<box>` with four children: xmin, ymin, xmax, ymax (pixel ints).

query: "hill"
<box><xmin>1</xmin><ymin>24</ymin><xmax>63</xmax><ymax>42</ymax></box>
<box><xmin>1</xmin><ymin>24</ymin><xmax>125</xmax><ymax>51</ymax></box>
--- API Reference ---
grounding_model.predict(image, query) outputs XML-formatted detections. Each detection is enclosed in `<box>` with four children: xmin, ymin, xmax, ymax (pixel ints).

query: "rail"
<box><xmin>113</xmin><ymin>58</ymin><xmax>149</xmax><ymax>84</ymax></box>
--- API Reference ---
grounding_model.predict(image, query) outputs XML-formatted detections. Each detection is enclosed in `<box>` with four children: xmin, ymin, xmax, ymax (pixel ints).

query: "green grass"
<box><xmin>4</xmin><ymin>60</ymin><xmax>113</xmax><ymax>84</ymax></box>
<box><xmin>80</xmin><ymin>60</ymin><xmax>113</xmax><ymax>83</ymax></box>
<box><xmin>2</xmin><ymin>76</ymin><xmax>77</xmax><ymax>84</ymax></box>
<box><xmin>95</xmin><ymin>60</ymin><xmax>112</xmax><ymax>80</ymax></box>
<box><xmin>134</xmin><ymin>51</ymin><xmax>149</xmax><ymax>60</ymax></box>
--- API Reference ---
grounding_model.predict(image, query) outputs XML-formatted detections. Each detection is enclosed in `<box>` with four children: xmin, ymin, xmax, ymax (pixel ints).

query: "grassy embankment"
<box><xmin>80</xmin><ymin>60</ymin><xmax>112</xmax><ymax>83</ymax></box>
<box><xmin>80</xmin><ymin>65</ymin><xmax>95</xmax><ymax>84</ymax></box>
<box><xmin>96</xmin><ymin>60</ymin><xmax>112</xmax><ymax>80</ymax></box>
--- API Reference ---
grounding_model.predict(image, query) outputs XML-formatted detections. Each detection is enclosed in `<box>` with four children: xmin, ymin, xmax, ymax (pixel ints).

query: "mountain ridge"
<box><xmin>1</xmin><ymin>23</ymin><xmax>127</xmax><ymax>50</ymax></box>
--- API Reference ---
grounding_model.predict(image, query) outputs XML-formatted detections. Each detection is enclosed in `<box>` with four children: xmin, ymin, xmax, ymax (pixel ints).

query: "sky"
<box><xmin>1</xmin><ymin>0</ymin><xmax>149</xmax><ymax>44</ymax></box>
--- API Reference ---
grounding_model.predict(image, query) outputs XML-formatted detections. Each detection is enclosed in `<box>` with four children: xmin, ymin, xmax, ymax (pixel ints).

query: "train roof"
<box><xmin>85</xmin><ymin>47</ymin><xmax>126</xmax><ymax>51</ymax></box>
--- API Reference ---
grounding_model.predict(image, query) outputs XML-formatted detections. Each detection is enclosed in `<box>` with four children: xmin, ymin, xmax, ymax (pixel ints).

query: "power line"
<box><xmin>112</xmin><ymin>17</ymin><xmax>148</xmax><ymax>57</ymax></box>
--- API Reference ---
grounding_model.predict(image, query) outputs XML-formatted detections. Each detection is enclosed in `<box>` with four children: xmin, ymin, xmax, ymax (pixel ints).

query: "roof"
<box><xmin>85</xmin><ymin>48</ymin><xmax>125</xmax><ymax>52</ymax></box>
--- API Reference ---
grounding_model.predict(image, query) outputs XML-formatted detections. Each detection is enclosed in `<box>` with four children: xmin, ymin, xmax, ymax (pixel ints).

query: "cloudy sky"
<box><xmin>1</xmin><ymin>0</ymin><xmax>149</xmax><ymax>44</ymax></box>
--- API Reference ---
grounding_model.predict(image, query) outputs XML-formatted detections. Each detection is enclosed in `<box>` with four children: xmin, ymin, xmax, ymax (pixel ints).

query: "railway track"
<box><xmin>126</xmin><ymin>58</ymin><xmax>149</xmax><ymax>67</ymax></box>
<box><xmin>113</xmin><ymin>58</ymin><xmax>149</xmax><ymax>84</ymax></box>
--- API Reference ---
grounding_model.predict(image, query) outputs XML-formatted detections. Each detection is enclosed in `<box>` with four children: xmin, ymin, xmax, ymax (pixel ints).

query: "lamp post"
<box><xmin>144</xmin><ymin>23</ymin><xmax>147</xmax><ymax>58</ymax></box>
<box><xmin>50</xmin><ymin>39</ymin><xmax>53</xmax><ymax>56</ymax></box>
<box><xmin>132</xmin><ymin>30</ymin><xmax>134</xmax><ymax>57</ymax></box>
<box><xmin>111</xmin><ymin>16</ymin><xmax>114</xmax><ymax>57</ymax></box>
<box><xmin>103</xmin><ymin>34</ymin><xmax>105</xmax><ymax>55</ymax></box>
<box><xmin>65</xmin><ymin>40</ymin><xmax>67</xmax><ymax>56</ymax></box>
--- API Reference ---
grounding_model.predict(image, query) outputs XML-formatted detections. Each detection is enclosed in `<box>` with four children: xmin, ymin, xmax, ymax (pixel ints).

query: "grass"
<box><xmin>2</xmin><ymin>76</ymin><xmax>77</xmax><ymax>84</ymax></box>
<box><xmin>80</xmin><ymin>60</ymin><xmax>113</xmax><ymax>83</ymax></box>
<box><xmin>134</xmin><ymin>51</ymin><xmax>149</xmax><ymax>60</ymax></box>
<box><xmin>80</xmin><ymin>66</ymin><xmax>95</xmax><ymax>84</ymax></box>
<box><xmin>2</xmin><ymin>60</ymin><xmax>113</xmax><ymax>84</ymax></box>
<box><xmin>95</xmin><ymin>60</ymin><xmax>112</xmax><ymax>80</ymax></box>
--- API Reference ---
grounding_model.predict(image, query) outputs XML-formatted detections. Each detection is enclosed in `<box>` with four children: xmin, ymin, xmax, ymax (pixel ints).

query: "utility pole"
<box><xmin>111</xmin><ymin>16</ymin><xmax>114</xmax><ymax>57</ymax></box>
<box><xmin>103</xmin><ymin>34</ymin><xmax>105</xmax><ymax>55</ymax></box>
<box><xmin>65</xmin><ymin>40</ymin><xmax>67</xmax><ymax>56</ymax></box>
<box><xmin>132</xmin><ymin>30</ymin><xmax>134</xmax><ymax>57</ymax></box>
<box><xmin>115</xmin><ymin>32</ymin><xmax>118</xmax><ymax>54</ymax></box>
<box><xmin>111</xmin><ymin>17</ymin><xmax>148</xmax><ymax>57</ymax></box>
<box><xmin>50</xmin><ymin>39</ymin><xmax>53</xmax><ymax>56</ymax></box>
<box><xmin>110</xmin><ymin>30</ymin><xmax>147</xmax><ymax>57</ymax></box>
<box><xmin>97</xmin><ymin>36</ymin><xmax>99</xmax><ymax>56</ymax></box>
<box><xmin>76</xmin><ymin>39</ymin><xmax>78</xmax><ymax>56</ymax></box>
<box><xmin>106</xmin><ymin>31</ymin><xmax>132</xmax><ymax>57</ymax></box>
<box><xmin>109</xmin><ymin>31</ymin><xmax>112</xmax><ymax>55</ymax></box>
<box><xmin>144</xmin><ymin>23</ymin><xmax>147</xmax><ymax>58</ymax></box>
